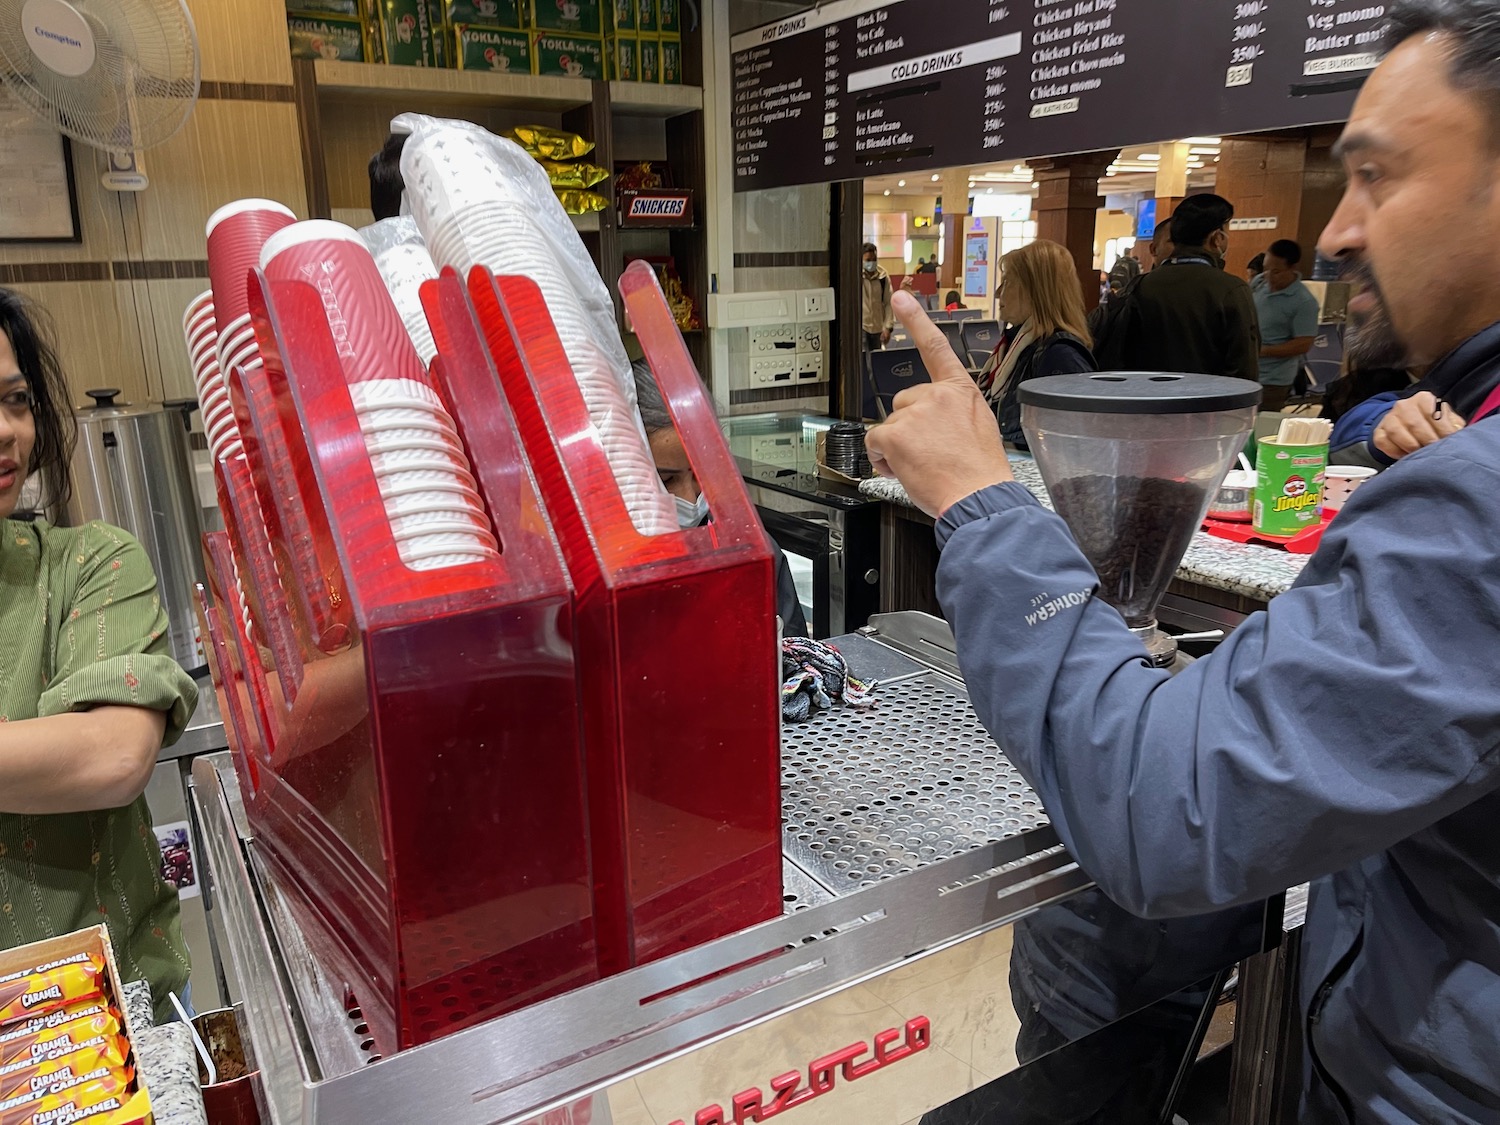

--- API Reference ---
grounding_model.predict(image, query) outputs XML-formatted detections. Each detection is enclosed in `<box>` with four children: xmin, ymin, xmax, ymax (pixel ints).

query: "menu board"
<box><xmin>731</xmin><ymin>0</ymin><xmax>1387</xmax><ymax>192</ymax></box>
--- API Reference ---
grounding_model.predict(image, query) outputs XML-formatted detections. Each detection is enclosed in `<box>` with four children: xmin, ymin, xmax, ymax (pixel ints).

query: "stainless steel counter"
<box><xmin>161</xmin><ymin>675</ymin><xmax>229</xmax><ymax>762</ymax></box>
<box><xmin>190</xmin><ymin>614</ymin><xmax>1094</xmax><ymax>1123</ymax></box>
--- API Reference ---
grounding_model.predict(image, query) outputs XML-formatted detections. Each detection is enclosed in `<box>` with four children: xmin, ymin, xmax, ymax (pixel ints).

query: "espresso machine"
<box><xmin>1020</xmin><ymin>372</ymin><xmax>1260</xmax><ymax>667</ymax></box>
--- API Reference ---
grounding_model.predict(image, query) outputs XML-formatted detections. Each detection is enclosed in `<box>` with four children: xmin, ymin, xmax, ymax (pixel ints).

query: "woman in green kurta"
<box><xmin>0</xmin><ymin>288</ymin><xmax>196</xmax><ymax>1022</ymax></box>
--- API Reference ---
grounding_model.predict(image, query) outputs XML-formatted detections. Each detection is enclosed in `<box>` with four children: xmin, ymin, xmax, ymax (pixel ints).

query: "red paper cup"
<box><xmin>260</xmin><ymin>220</ymin><xmax>427</xmax><ymax>386</ymax></box>
<box><xmin>207</xmin><ymin>199</ymin><xmax>297</xmax><ymax>338</ymax></box>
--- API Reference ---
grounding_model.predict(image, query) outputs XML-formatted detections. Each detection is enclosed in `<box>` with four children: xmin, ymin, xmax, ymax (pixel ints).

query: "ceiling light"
<box><xmin>1189</xmin><ymin>147</ymin><xmax>1220</xmax><ymax>155</ymax></box>
<box><xmin>1106</xmin><ymin>170</ymin><xmax>1116</xmax><ymax>176</ymax></box>
<box><xmin>1183</xmin><ymin>137</ymin><xmax>1221</xmax><ymax>145</ymax></box>
<box><xmin>884</xmin><ymin>190</ymin><xmax>891</xmax><ymax>196</ymax></box>
<box><xmin>987</xmin><ymin>187</ymin><xmax>995</xmax><ymax>193</ymax></box>
<box><xmin>931</xmin><ymin>174</ymin><xmax>941</xmax><ymax>182</ymax></box>
<box><xmin>1012</xmin><ymin>165</ymin><xmax>1024</xmax><ymax>173</ymax></box>
<box><xmin>898</xmin><ymin>180</ymin><xmax>906</xmax><ymax>187</ymax></box>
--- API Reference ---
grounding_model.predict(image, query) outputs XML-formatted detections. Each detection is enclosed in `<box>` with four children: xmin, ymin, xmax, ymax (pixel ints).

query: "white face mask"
<box><xmin>863</xmin><ymin>260</ymin><xmax>878</xmax><ymax>275</ymax></box>
<box><xmin>675</xmin><ymin>493</ymin><xmax>710</xmax><ymax>528</ymax></box>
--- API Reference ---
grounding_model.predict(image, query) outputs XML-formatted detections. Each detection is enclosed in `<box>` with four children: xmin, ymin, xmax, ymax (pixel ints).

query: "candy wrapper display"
<box><xmin>509</xmin><ymin>124</ymin><xmax>595</xmax><ymax>161</ymax></box>
<box><xmin>626</xmin><ymin>257</ymin><xmax>700</xmax><ymax>332</ymax></box>
<box><xmin>542</xmin><ymin>160</ymin><xmax>610</xmax><ymax>189</ymax></box>
<box><xmin>616</xmin><ymin>161</ymin><xmax>665</xmax><ymax>191</ymax></box>
<box><xmin>397</xmin><ymin>112</ymin><xmax>678</xmax><ymax>536</ymax></box>
<box><xmin>555</xmin><ymin>190</ymin><xmax>609</xmax><ymax>215</ymax></box>
<box><xmin>0</xmin><ymin>930</ymin><xmax>151</xmax><ymax>1125</ymax></box>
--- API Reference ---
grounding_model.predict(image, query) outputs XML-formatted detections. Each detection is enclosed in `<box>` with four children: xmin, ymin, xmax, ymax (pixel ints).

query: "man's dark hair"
<box><xmin>1248</xmin><ymin>253</ymin><xmax>1266</xmax><ymax>274</ymax></box>
<box><xmin>0</xmin><ymin>288</ymin><xmax>73</xmax><ymax>510</ymax></box>
<box><xmin>862</xmin><ymin>242</ymin><xmax>877</xmax><ymax>256</ymax></box>
<box><xmin>1153</xmin><ymin>218</ymin><xmax>1172</xmax><ymax>239</ymax></box>
<box><xmin>1386</xmin><ymin>1</ymin><xmax>1500</xmax><ymax>136</ymax></box>
<box><xmin>368</xmin><ymin>133</ymin><xmax>408</xmax><ymax>220</ymax></box>
<box><xmin>1170</xmin><ymin>194</ymin><xmax>1235</xmax><ymax>248</ymax></box>
<box><xmin>1268</xmin><ymin>239</ymin><xmax>1303</xmax><ymax>266</ymax></box>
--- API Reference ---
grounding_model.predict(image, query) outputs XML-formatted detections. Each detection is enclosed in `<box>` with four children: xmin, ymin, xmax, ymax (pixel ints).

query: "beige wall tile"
<box><xmin>136</xmin><ymin>101</ymin><xmax>308</xmax><ymax>261</ymax></box>
<box><xmin>186</xmin><ymin>0</ymin><xmax>294</xmax><ymax>86</ymax></box>
<box><xmin>8</xmin><ymin>281</ymin><xmax>149</xmax><ymax>407</ymax></box>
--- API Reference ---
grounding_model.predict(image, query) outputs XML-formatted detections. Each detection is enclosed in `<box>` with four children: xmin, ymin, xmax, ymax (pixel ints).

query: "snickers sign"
<box><xmin>619</xmin><ymin>190</ymin><xmax>695</xmax><ymax>229</ymax></box>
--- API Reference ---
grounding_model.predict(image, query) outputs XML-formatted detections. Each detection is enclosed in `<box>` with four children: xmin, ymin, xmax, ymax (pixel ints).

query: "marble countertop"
<box><xmin>860</xmin><ymin>455</ymin><xmax>1309</xmax><ymax>603</ymax></box>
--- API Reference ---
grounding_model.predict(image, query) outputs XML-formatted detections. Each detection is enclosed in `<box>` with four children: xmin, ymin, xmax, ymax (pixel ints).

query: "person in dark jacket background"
<box><xmin>870</xmin><ymin>4</ymin><xmax>1500</xmax><ymax>1120</ymax></box>
<box><xmin>1094</xmin><ymin>194</ymin><xmax>1261</xmax><ymax>382</ymax></box>
<box><xmin>978</xmin><ymin>239</ymin><xmax>1095</xmax><ymax>449</ymax></box>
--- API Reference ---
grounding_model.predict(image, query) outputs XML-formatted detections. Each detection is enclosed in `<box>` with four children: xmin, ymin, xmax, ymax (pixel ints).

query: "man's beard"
<box><xmin>1342</xmin><ymin>258</ymin><xmax>1407</xmax><ymax>370</ymax></box>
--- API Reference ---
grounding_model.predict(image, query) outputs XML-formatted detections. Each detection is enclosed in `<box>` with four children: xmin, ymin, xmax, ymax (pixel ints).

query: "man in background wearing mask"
<box><xmin>632</xmin><ymin>361</ymin><xmax>809</xmax><ymax>638</ymax></box>
<box><xmin>1095</xmin><ymin>193</ymin><xmax>1260</xmax><ymax>382</ymax></box>
<box><xmin>862</xmin><ymin>242</ymin><xmax>894</xmax><ymax>350</ymax></box>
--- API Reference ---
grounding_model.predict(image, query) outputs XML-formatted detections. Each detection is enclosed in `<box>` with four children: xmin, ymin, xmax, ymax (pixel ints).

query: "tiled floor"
<box><xmin>603</xmin><ymin>928</ymin><xmax>1019</xmax><ymax>1125</ymax></box>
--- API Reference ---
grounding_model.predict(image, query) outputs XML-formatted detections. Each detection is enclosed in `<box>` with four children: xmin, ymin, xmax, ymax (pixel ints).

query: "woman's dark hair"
<box><xmin>944</xmin><ymin>290</ymin><xmax>961</xmax><ymax>305</ymax></box>
<box><xmin>368</xmin><ymin>132</ymin><xmax>409</xmax><ymax>221</ymax></box>
<box><xmin>1170</xmin><ymin>193</ymin><xmax>1234</xmax><ymax>248</ymax></box>
<box><xmin>1387</xmin><ymin>1</ymin><xmax>1500</xmax><ymax>137</ymax></box>
<box><xmin>0</xmin><ymin>288</ymin><xmax>73</xmax><ymax>509</ymax></box>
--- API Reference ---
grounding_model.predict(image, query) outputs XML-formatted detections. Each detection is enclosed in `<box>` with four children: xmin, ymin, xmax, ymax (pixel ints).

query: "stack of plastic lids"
<box><xmin>395</xmin><ymin>112</ymin><xmax>677</xmax><ymax>537</ymax></box>
<box><xmin>360</xmin><ymin>216</ymin><xmax>440</xmax><ymax>366</ymax></box>
<box><xmin>261</xmin><ymin>220</ymin><xmax>500</xmax><ymax>572</ymax></box>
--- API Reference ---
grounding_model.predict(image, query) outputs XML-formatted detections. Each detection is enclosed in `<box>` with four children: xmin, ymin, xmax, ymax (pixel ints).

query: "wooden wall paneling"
<box><xmin>136</xmin><ymin>101</ymin><xmax>309</xmax><ymax>262</ymax></box>
<box><xmin>9</xmin><ymin>280</ymin><xmax>150</xmax><ymax>406</ymax></box>
<box><xmin>1217</xmin><ymin>137</ymin><xmax>1309</xmax><ymax>273</ymax></box>
<box><xmin>295</xmin><ymin>61</ymin><xmax>332</xmax><ymax>220</ymax></box>
<box><xmin>185</xmin><ymin>0</ymin><xmax>294</xmax><ymax>86</ymax></box>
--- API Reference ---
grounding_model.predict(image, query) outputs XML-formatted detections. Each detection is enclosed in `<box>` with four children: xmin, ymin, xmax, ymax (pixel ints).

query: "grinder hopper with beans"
<box><xmin>1019</xmin><ymin>373</ymin><xmax>1261</xmax><ymax>668</ymax></box>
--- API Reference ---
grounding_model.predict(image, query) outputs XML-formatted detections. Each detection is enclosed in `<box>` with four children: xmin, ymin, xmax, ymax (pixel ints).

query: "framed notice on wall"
<box><xmin>0</xmin><ymin>95</ymin><xmax>82</xmax><ymax>243</ymax></box>
<box><xmin>964</xmin><ymin>229</ymin><xmax>991</xmax><ymax>300</ymax></box>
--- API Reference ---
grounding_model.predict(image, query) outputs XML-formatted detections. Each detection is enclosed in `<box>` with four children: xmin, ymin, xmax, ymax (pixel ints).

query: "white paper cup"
<box><xmin>391</xmin><ymin>518</ymin><xmax>497</xmax><ymax>544</ymax></box>
<box><xmin>348</xmin><ymin>378</ymin><xmax>443</xmax><ymax>411</ymax></box>
<box><xmin>367</xmin><ymin>448</ymin><xmax>473</xmax><ymax>475</ymax></box>
<box><xmin>377</xmin><ymin>469</ymin><xmax>482</xmax><ymax>499</ymax></box>
<box><xmin>363</xmin><ymin>431</ymin><xmax>465</xmax><ymax>457</ymax></box>
<box><xmin>1321</xmin><ymin>465</ymin><xmax>1377</xmax><ymax>514</ymax></box>
<box><xmin>381</xmin><ymin>488</ymin><xmax>485</xmax><ymax>516</ymax></box>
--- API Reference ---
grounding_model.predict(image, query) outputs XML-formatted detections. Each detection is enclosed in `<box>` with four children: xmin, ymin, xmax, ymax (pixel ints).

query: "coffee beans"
<box><xmin>1048</xmin><ymin>476</ymin><xmax>1211</xmax><ymax>627</ymax></box>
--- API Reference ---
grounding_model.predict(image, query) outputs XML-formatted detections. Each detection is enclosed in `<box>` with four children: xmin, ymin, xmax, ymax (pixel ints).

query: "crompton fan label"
<box><xmin>22</xmin><ymin>0</ymin><xmax>98</xmax><ymax>77</ymax></box>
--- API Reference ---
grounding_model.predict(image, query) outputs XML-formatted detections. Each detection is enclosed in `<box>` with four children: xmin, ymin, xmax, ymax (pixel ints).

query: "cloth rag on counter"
<box><xmin>781</xmin><ymin>637</ymin><xmax>877</xmax><ymax>723</ymax></box>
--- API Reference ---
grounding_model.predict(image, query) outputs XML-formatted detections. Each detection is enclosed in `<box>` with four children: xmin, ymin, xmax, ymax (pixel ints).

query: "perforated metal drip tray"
<box><xmin>782</xmin><ymin>629</ymin><xmax>1052</xmax><ymax>899</ymax></box>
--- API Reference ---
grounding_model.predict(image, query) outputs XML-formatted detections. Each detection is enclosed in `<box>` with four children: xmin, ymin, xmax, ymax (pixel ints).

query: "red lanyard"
<box><xmin>1474</xmin><ymin>382</ymin><xmax>1500</xmax><ymax>423</ymax></box>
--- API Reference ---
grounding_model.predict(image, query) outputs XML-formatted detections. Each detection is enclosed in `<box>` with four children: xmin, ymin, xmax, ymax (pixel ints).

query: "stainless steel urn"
<box><xmin>65</xmin><ymin>389</ymin><xmax>207</xmax><ymax>670</ymax></box>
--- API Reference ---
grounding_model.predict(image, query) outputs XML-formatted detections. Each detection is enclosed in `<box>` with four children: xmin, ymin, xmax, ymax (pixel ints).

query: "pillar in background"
<box><xmin>1029</xmin><ymin>152</ymin><xmax>1113</xmax><ymax>311</ymax></box>
<box><xmin>940</xmin><ymin>168</ymin><xmax>971</xmax><ymax>289</ymax></box>
<box><xmin>1215</xmin><ymin>136</ymin><xmax>1309</xmax><ymax>274</ymax></box>
<box><xmin>1153</xmin><ymin>141</ymin><xmax>1191</xmax><ymax>229</ymax></box>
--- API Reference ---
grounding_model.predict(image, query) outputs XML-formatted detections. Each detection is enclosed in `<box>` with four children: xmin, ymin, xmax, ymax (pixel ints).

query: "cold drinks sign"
<box><xmin>731</xmin><ymin>0</ymin><xmax>1386</xmax><ymax>192</ymax></box>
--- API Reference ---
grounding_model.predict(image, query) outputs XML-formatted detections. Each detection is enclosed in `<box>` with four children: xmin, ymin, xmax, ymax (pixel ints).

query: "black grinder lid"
<box><xmin>1018</xmin><ymin>372</ymin><xmax>1263</xmax><ymax>415</ymax></box>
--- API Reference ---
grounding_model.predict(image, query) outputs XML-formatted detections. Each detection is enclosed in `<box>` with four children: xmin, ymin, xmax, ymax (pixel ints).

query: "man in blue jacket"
<box><xmin>867</xmin><ymin>3</ymin><xmax>1500</xmax><ymax>1121</ymax></box>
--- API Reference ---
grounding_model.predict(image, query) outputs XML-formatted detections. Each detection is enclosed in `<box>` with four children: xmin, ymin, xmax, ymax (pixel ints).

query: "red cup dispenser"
<box><xmin>443</xmin><ymin>263</ymin><xmax>783</xmax><ymax>973</ymax></box>
<box><xmin>199</xmin><ymin>268</ymin><xmax>598</xmax><ymax>1055</ymax></box>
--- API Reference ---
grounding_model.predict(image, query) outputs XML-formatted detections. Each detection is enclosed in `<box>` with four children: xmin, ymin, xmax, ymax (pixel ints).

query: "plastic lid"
<box><xmin>205</xmin><ymin>198</ymin><xmax>297</xmax><ymax>237</ymax></box>
<box><xmin>260</xmin><ymin>219</ymin><xmax>366</xmax><ymax>268</ymax></box>
<box><xmin>1018</xmin><ymin>372</ymin><xmax>1263</xmax><ymax>415</ymax></box>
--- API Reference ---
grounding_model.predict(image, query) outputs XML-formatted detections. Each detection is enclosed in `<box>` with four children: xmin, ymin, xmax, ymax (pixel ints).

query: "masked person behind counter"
<box><xmin>632</xmin><ymin>361</ymin><xmax>809</xmax><ymax>638</ymax></box>
<box><xmin>0</xmin><ymin>289</ymin><xmax>197</xmax><ymax>1022</ymax></box>
<box><xmin>869</xmin><ymin>4</ymin><xmax>1500</xmax><ymax>1120</ymax></box>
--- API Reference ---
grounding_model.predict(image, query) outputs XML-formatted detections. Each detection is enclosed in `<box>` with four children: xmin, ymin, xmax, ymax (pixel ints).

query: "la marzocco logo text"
<box><xmin>32</xmin><ymin>25</ymin><xmax>83</xmax><ymax>49</ymax></box>
<box><xmin>669</xmin><ymin>1017</ymin><xmax>931</xmax><ymax>1125</ymax></box>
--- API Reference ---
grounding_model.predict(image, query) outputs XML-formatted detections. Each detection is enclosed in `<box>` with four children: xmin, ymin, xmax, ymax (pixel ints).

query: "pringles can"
<box><xmin>1254</xmin><ymin>438</ymin><xmax>1328</xmax><ymax>536</ymax></box>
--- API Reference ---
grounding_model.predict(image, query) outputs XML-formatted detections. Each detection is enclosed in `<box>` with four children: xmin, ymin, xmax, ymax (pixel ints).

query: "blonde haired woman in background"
<box><xmin>978</xmin><ymin>239</ymin><xmax>1096</xmax><ymax>450</ymax></box>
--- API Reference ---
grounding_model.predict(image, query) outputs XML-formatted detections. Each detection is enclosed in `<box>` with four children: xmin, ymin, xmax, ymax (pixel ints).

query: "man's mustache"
<box><xmin>1339</xmin><ymin>257</ymin><xmax>1385</xmax><ymax>307</ymax></box>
